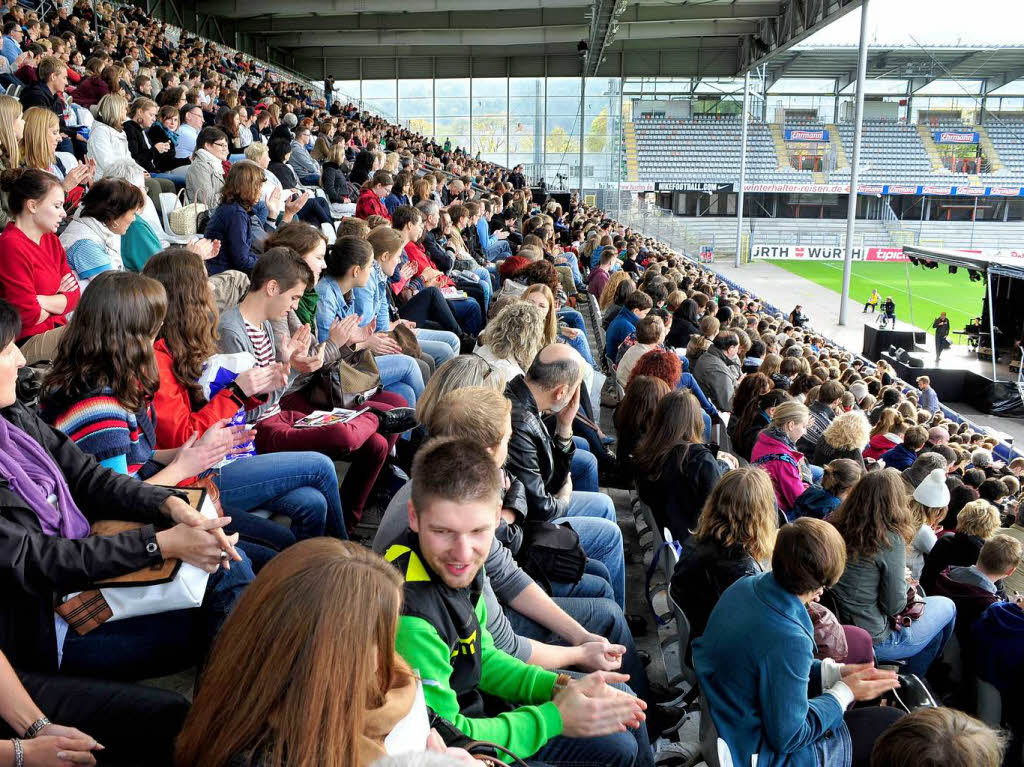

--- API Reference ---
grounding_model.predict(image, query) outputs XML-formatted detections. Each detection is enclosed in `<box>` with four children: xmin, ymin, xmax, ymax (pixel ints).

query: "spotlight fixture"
<box><xmin>948</xmin><ymin>266</ymin><xmax>957</xmax><ymax>275</ymax></box>
<box><xmin>970</xmin><ymin>270</ymin><xmax>983</xmax><ymax>282</ymax></box>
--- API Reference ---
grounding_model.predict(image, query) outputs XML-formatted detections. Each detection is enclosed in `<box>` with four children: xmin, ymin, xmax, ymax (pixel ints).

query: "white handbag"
<box><xmin>56</xmin><ymin>487</ymin><xmax>218</xmax><ymax>633</ymax></box>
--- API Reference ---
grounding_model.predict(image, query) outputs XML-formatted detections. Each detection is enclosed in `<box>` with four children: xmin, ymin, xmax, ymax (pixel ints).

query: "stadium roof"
<box><xmin>192</xmin><ymin>0</ymin><xmax>863</xmax><ymax>80</ymax></box>
<box><xmin>766</xmin><ymin>44</ymin><xmax>1024</xmax><ymax>92</ymax></box>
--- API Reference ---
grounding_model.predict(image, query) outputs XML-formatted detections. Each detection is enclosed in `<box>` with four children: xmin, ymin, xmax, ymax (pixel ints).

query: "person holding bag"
<box><xmin>829</xmin><ymin>470</ymin><xmax>957</xmax><ymax>678</ymax></box>
<box><xmin>314</xmin><ymin>234</ymin><xmax>425</xmax><ymax>407</ymax></box>
<box><xmin>0</xmin><ymin>296</ymin><xmax>253</xmax><ymax>682</ymax></box>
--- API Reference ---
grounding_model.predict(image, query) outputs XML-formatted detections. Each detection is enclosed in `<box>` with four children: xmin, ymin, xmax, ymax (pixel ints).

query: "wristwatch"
<box><xmin>22</xmin><ymin>718</ymin><xmax>49</xmax><ymax>739</ymax></box>
<box><xmin>225</xmin><ymin>381</ymin><xmax>248</xmax><ymax>406</ymax></box>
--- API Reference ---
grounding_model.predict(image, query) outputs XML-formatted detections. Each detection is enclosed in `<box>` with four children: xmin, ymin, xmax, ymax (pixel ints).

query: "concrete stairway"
<box><xmin>769</xmin><ymin>123</ymin><xmax>790</xmax><ymax>171</ymax></box>
<box><xmin>826</xmin><ymin>124</ymin><xmax>848</xmax><ymax>169</ymax></box>
<box><xmin>975</xmin><ymin>125</ymin><xmax>1005</xmax><ymax>173</ymax></box>
<box><xmin>916</xmin><ymin>125</ymin><xmax>950</xmax><ymax>173</ymax></box>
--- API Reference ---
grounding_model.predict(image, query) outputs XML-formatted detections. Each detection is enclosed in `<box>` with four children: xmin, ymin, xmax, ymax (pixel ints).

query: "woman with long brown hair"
<box><xmin>669</xmin><ymin>467</ymin><xmax>778</xmax><ymax>638</ymax></box>
<box><xmin>633</xmin><ymin>390</ymin><xmax>737</xmax><ymax>541</ymax></box>
<box><xmin>830</xmin><ymin>469</ymin><xmax>956</xmax><ymax>677</ymax></box>
<box><xmin>864</xmin><ymin>407</ymin><xmax>902</xmax><ymax>460</ymax></box>
<box><xmin>614</xmin><ymin>375</ymin><xmax>671</xmax><ymax>479</ymax></box>
<box><xmin>141</xmin><ymin>248</ymin><xmax>346</xmax><ymax>551</ymax></box>
<box><xmin>176</xmin><ymin>540</ymin><xmax>474</xmax><ymax>767</ymax></box>
<box><xmin>204</xmin><ymin>162</ymin><xmax>279</xmax><ymax>275</ymax></box>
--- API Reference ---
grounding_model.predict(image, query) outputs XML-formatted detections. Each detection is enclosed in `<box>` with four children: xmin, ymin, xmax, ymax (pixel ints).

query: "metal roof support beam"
<box><xmin>739</xmin><ymin>0</ymin><xmax>863</xmax><ymax>75</ymax></box>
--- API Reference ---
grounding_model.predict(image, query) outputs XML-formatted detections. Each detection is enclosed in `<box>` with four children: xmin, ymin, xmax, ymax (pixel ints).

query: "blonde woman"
<box><xmin>0</xmin><ymin>95</ymin><xmax>24</xmax><ymax>228</ymax></box>
<box><xmin>86</xmin><ymin>94</ymin><xmax>140</xmax><ymax>181</ymax></box>
<box><xmin>921</xmin><ymin>498</ymin><xmax>1002</xmax><ymax>594</ymax></box>
<box><xmin>24</xmin><ymin>107</ymin><xmax>94</xmax><ymax>194</ymax></box>
<box><xmin>751</xmin><ymin>400</ymin><xmax>812</xmax><ymax>514</ymax></box>
<box><xmin>383</xmin><ymin>151</ymin><xmax>400</xmax><ymax>174</ymax></box>
<box><xmin>473</xmin><ymin>301</ymin><xmax>545</xmax><ymax>382</ymax></box>
<box><xmin>813</xmin><ymin>409</ymin><xmax>870</xmax><ymax>470</ymax></box>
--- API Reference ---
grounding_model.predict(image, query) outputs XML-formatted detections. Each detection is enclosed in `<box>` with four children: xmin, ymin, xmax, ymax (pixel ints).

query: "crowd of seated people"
<box><xmin>0</xmin><ymin>2</ymin><xmax>1022</xmax><ymax>766</ymax></box>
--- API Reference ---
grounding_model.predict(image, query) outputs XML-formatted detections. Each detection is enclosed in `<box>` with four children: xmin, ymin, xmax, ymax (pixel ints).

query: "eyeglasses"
<box><xmin>213</xmin><ymin>141</ymin><xmax>229</xmax><ymax>148</ymax></box>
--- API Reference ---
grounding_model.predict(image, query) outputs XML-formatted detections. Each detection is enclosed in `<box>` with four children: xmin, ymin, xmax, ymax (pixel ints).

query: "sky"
<box><xmin>803</xmin><ymin>0</ymin><xmax>1024</xmax><ymax>47</ymax></box>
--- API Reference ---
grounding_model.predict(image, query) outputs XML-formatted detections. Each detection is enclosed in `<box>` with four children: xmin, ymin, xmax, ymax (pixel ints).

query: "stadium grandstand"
<box><xmin>3</xmin><ymin>1</ymin><xmax>1024</xmax><ymax>767</ymax></box>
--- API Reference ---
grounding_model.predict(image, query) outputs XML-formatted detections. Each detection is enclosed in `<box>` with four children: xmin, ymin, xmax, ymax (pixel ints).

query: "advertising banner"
<box><xmin>933</xmin><ymin>131</ymin><xmax>980</xmax><ymax>144</ymax></box>
<box><xmin>750</xmin><ymin>245</ymin><xmax>908</xmax><ymax>262</ymax></box>
<box><xmin>785</xmin><ymin>129</ymin><xmax>830</xmax><ymax>142</ymax></box>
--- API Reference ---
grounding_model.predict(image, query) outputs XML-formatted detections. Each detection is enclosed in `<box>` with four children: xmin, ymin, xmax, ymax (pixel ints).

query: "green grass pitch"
<box><xmin>772</xmin><ymin>260</ymin><xmax>987</xmax><ymax>339</ymax></box>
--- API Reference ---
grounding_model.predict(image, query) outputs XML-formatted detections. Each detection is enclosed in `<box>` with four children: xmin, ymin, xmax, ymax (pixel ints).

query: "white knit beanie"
<box><xmin>913</xmin><ymin>468</ymin><xmax>951</xmax><ymax>508</ymax></box>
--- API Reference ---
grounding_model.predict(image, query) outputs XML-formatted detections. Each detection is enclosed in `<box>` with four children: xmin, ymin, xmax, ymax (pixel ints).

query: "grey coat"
<box><xmin>692</xmin><ymin>344</ymin><xmax>740</xmax><ymax>413</ymax></box>
<box><xmin>830</xmin><ymin>530</ymin><xmax>909</xmax><ymax>642</ymax></box>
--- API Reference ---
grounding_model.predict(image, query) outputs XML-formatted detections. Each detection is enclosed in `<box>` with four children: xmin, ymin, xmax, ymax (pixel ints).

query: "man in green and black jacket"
<box><xmin>384</xmin><ymin>437</ymin><xmax>648</xmax><ymax>765</ymax></box>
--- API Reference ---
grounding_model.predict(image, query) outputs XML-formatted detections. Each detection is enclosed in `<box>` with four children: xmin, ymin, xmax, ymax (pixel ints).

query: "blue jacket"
<box><xmin>352</xmin><ymin>259</ymin><xmax>391</xmax><ymax>332</ymax></box>
<box><xmin>972</xmin><ymin>601</ymin><xmax>1024</xmax><ymax>694</ymax></box>
<box><xmin>692</xmin><ymin>572</ymin><xmax>846</xmax><ymax>767</ymax></box>
<box><xmin>880</xmin><ymin>443</ymin><xmax>917</xmax><ymax>471</ymax></box>
<box><xmin>605</xmin><ymin>306</ymin><xmax>640</xmax><ymax>361</ymax></box>
<box><xmin>203</xmin><ymin>202</ymin><xmax>259</xmax><ymax>275</ymax></box>
<box><xmin>384</xmin><ymin>193</ymin><xmax>409</xmax><ymax>215</ymax></box>
<box><xmin>475</xmin><ymin>217</ymin><xmax>499</xmax><ymax>251</ymax></box>
<box><xmin>314</xmin><ymin>276</ymin><xmax>357</xmax><ymax>343</ymax></box>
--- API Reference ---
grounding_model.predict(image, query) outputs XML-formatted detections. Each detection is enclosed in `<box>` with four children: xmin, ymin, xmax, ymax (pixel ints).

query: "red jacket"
<box><xmin>151</xmin><ymin>339</ymin><xmax>262</xmax><ymax>449</ymax></box>
<box><xmin>0</xmin><ymin>223</ymin><xmax>79</xmax><ymax>341</ymax></box>
<box><xmin>71</xmin><ymin>75</ymin><xmax>109</xmax><ymax>108</ymax></box>
<box><xmin>355</xmin><ymin>188</ymin><xmax>390</xmax><ymax>221</ymax></box>
<box><xmin>864</xmin><ymin>433</ymin><xmax>900</xmax><ymax>461</ymax></box>
<box><xmin>405</xmin><ymin>241</ymin><xmax>453</xmax><ymax>288</ymax></box>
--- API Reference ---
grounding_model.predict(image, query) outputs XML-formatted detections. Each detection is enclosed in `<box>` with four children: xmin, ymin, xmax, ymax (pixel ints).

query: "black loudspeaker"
<box><xmin>906</xmin><ymin>356</ymin><xmax>925</xmax><ymax>369</ymax></box>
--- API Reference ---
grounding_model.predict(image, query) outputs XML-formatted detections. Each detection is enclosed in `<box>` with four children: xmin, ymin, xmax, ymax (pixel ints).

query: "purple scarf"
<box><xmin>0</xmin><ymin>415</ymin><xmax>91</xmax><ymax>539</ymax></box>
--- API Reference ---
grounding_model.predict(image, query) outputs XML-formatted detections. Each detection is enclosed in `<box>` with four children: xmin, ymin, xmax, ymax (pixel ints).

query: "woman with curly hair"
<box><xmin>628</xmin><ymin>347</ymin><xmax>719</xmax><ymax>441</ymax></box>
<box><xmin>831</xmin><ymin>469</ymin><xmax>956</xmax><ymax>676</ymax></box>
<box><xmin>473</xmin><ymin>301</ymin><xmax>546</xmax><ymax>382</ymax></box>
<box><xmin>814</xmin><ymin>410</ymin><xmax>871</xmax><ymax>470</ymax></box>
<box><xmin>521</xmin><ymin>282</ymin><xmax>595</xmax><ymax>369</ymax></box>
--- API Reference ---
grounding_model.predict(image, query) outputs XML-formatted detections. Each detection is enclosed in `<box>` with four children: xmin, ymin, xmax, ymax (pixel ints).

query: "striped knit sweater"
<box><xmin>42</xmin><ymin>389</ymin><xmax>158</xmax><ymax>478</ymax></box>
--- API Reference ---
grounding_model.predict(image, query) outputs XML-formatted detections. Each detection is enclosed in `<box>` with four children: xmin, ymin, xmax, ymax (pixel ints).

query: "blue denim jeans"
<box><xmin>448</xmin><ymin>296</ymin><xmax>483</xmax><ymax>334</ymax></box>
<box><xmin>874</xmin><ymin>595</ymin><xmax>957</xmax><ymax>677</ymax></box>
<box><xmin>470</xmin><ymin>267</ymin><xmax>492</xmax><ymax>308</ymax></box>
<box><xmin>376</xmin><ymin>353</ymin><xmax>425</xmax><ymax>406</ymax></box>
<box><xmin>549</xmin><ymin>558</ymin><xmax>615</xmax><ymax>602</ymax></box>
<box><xmin>555</xmin><ymin>252</ymin><xmax>584</xmax><ymax>289</ymax></box>
<box><xmin>61</xmin><ymin>549</ymin><xmax>254</xmax><ymax>680</ymax></box>
<box><xmin>508</xmin><ymin>595</ymin><xmax>649</xmax><ymax>701</ymax></box>
<box><xmin>530</xmin><ymin>716</ymin><xmax>652</xmax><ymax>767</ymax></box>
<box><xmin>555</xmin><ymin>505</ymin><xmax>625</xmax><ymax>609</ymax></box>
<box><xmin>484</xmin><ymin>238</ymin><xmax>512</xmax><ymax>261</ymax></box>
<box><xmin>810</xmin><ymin>464</ymin><xmax>824</xmax><ymax>483</ymax></box>
<box><xmin>415</xmin><ymin>328</ymin><xmax>460</xmax><ymax>367</ymax></box>
<box><xmin>558</xmin><ymin>308</ymin><xmax>586</xmax><ymax>333</ymax></box>
<box><xmin>561</xmin><ymin>332</ymin><xmax>596</xmax><ymax>369</ymax></box>
<box><xmin>215</xmin><ymin>451</ymin><xmax>345</xmax><ymax>540</ymax></box>
<box><xmin>570</xmin><ymin>441</ymin><xmax>599</xmax><ymax>493</ymax></box>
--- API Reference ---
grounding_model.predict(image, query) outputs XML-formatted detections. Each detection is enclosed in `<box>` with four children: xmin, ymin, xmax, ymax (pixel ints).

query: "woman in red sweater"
<box><xmin>0</xmin><ymin>169</ymin><xmax>80</xmax><ymax>364</ymax></box>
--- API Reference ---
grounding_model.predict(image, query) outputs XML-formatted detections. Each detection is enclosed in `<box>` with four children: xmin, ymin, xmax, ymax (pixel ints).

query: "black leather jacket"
<box><xmin>0</xmin><ymin>401</ymin><xmax>180</xmax><ymax>671</ymax></box>
<box><xmin>669</xmin><ymin>535</ymin><xmax>761</xmax><ymax>639</ymax></box>
<box><xmin>504</xmin><ymin>375</ymin><xmax>572</xmax><ymax>522</ymax></box>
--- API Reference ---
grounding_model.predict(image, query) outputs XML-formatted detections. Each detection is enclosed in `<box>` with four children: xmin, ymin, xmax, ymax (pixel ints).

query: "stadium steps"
<box><xmin>769</xmin><ymin>123</ymin><xmax>790</xmax><ymax>171</ymax></box>
<box><xmin>916</xmin><ymin>125</ymin><xmax>950</xmax><ymax>173</ymax></box>
<box><xmin>623</xmin><ymin>121</ymin><xmax>640</xmax><ymax>182</ymax></box>
<box><xmin>825</xmin><ymin>124</ymin><xmax>848</xmax><ymax>169</ymax></box>
<box><xmin>974</xmin><ymin>125</ymin><xmax>1005</xmax><ymax>173</ymax></box>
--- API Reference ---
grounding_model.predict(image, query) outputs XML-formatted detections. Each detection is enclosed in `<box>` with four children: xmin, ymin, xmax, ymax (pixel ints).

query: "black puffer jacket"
<box><xmin>320</xmin><ymin>161</ymin><xmax>357</xmax><ymax>203</ymax></box>
<box><xmin>0</xmin><ymin>401</ymin><xmax>180</xmax><ymax>671</ymax></box>
<box><xmin>669</xmin><ymin>536</ymin><xmax>760</xmax><ymax>639</ymax></box>
<box><xmin>504</xmin><ymin>375</ymin><xmax>572</xmax><ymax>523</ymax></box>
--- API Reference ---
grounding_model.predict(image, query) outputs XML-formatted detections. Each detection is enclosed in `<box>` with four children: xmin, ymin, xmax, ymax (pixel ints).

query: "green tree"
<box><xmin>585</xmin><ymin>108</ymin><xmax>608</xmax><ymax>153</ymax></box>
<box><xmin>545</xmin><ymin>126</ymin><xmax>578</xmax><ymax>154</ymax></box>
